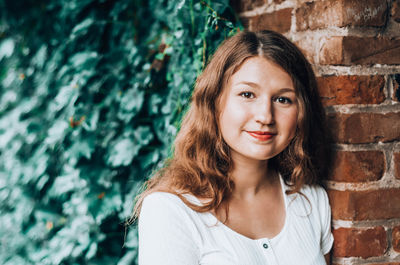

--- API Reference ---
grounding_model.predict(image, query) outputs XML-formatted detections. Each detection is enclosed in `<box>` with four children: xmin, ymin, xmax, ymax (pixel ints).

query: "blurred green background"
<box><xmin>0</xmin><ymin>0</ymin><xmax>240</xmax><ymax>264</ymax></box>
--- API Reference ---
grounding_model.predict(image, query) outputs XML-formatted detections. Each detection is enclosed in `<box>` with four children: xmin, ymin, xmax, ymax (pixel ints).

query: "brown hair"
<box><xmin>130</xmin><ymin>30</ymin><xmax>331</xmax><ymax>222</ymax></box>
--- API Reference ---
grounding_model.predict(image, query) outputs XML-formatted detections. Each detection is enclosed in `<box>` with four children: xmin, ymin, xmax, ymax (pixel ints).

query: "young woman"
<box><xmin>133</xmin><ymin>30</ymin><xmax>334</xmax><ymax>265</ymax></box>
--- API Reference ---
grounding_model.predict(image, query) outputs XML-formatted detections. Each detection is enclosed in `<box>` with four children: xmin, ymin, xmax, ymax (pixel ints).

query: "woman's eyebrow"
<box><xmin>234</xmin><ymin>81</ymin><xmax>295</xmax><ymax>93</ymax></box>
<box><xmin>278</xmin><ymin>88</ymin><xmax>296</xmax><ymax>93</ymax></box>
<box><xmin>235</xmin><ymin>81</ymin><xmax>260</xmax><ymax>88</ymax></box>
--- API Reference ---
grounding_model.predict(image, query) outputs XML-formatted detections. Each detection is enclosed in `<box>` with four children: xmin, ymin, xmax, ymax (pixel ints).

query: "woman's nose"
<box><xmin>254</xmin><ymin>99</ymin><xmax>275</xmax><ymax>125</ymax></box>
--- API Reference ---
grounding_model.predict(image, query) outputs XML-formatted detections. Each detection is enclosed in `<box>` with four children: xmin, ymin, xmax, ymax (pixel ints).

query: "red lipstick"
<box><xmin>247</xmin><ymin>131</ymin><xmax>276</xmax><ymax>141</ymax></box>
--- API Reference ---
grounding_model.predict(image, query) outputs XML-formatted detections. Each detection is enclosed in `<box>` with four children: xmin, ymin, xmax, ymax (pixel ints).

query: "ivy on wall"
<box><xmin>0</xmin><ymin>0</ymin><xmax>240</xmax><ymax>264</ymax></box>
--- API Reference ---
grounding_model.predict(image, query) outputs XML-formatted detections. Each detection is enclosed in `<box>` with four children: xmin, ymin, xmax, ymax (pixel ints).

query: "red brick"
<box><xmin>319</xmin><ymin>37</ymin><xmax>344</xmax><ymax>65</ymax></box>
<box><xmin>296</xmin><ymin>0</ymin><xmax>388</xmax><ymax>31</ymax></box>
<box><xmin>294</xmin><ymin>37</ymin><xmax>316</xmax><ymax>64</ymax></box>
<box><xmin>393</xmin><ymin>226</ymin><xmax>400</xmax><ymax>252</ymax></box>
<box><xmin>368</xmin><ymin>262</ymin><xmax>400</xmax><ymax>265</ymax></box>
<box><xmin>367</xmin><ymin>263</ymin><xmax>400</xmax><ymax>265</ymax></box>
<box><xmin>341</xmin><ymin>0</ymin><xmax>388</xmax><ymax>26</ymax></box>
<box><xmin>395</xmin><ymin>153</ymin><xmax>400</xmax><ymax>180</ymax></box>
<box><xmin>328</xmin><ymin>189</ymin><xmax>400</xmax><ymax>220</ymax></box>
<box><xmin>329</xmin><ymin>151</ymin><xmax>385</xmax><ymax>182</ymax></box>
<box><xmin>392</xmin><ymin>0</ymin><xmax>400</xmax><ymax>23</ymax></box>
<box><xmin>296</xmin><ymin>0</ymin><xmax>342</xmax><ymax>31</ymax></box>
<box><xmin>332</xmin><ymin>227</ymin><xmax>387</xmax><ymax>258</ymax></box>
<box><xmin>327</xmin><ymin>112</ymin><xmax>400</xmax><ymax>144</ymax></box>
<box><xmin>319</xmin><ymin>36</ymin><xmax>400</xmax><ymax>65</ymax></box>
<box><xmin>317</xmin><ymin>75</ymin><xmax>385</xmax><ymax>106</ymax></box>
<box><xmin>393</xmin><ymin>74</ymin><xmax>400</xmax><ymax>102</ymax></box>
<box><xmin>230</xmin><ymin>0</ymin><xmax>265</xmax><ymax>13</ymax></box>
<box><xmin>248</xmin><ymin>8</ymin><xmax>292</xmax><ymax>33</ymax></box>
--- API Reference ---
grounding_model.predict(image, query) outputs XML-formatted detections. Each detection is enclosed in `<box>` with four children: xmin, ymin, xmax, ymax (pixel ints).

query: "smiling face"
<box><xmin>218</xmin><ymin>56</ymin><xmax>298</xmax><ymax>164</ymax></box>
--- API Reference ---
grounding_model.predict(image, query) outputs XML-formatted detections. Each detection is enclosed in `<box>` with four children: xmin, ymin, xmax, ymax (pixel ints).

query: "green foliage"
<box><xmin>0</xmin><ymin>0</ymin><xmax>240</xmax><ymax>264</ymax></box>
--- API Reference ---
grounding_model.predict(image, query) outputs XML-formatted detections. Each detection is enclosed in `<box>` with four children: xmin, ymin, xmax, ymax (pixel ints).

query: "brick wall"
<box><xmin>233</xmin><ymin>0</ymin><xmax>400</xmax><ymax>264</ymax></box>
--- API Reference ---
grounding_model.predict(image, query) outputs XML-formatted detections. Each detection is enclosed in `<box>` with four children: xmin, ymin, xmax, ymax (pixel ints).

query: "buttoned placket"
<box><xmin>257</xmin><ymin>238</ymin><xmax>279</xmax><ymax>265</ymax></box>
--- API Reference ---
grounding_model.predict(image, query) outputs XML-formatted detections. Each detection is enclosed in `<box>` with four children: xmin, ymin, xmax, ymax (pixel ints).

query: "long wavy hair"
<box><xmin>131</xmin><ymin>30</ymin><xmax>331</xmax><ymax>222</ymax></box>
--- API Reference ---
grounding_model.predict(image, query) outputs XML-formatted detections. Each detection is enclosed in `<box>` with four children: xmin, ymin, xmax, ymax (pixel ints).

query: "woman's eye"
<box><xmin>275</xmin><ymin>97</ymin><xmax>292</xmax><ymax>104</ymax></box>
<box><xmin>240</xmin><ymin>92</ymin><xmax>254</xmax><ymax>98</ymax></box>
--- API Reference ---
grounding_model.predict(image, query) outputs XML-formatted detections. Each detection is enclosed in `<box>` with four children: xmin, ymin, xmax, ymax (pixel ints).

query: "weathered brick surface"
<box><xmin>328</xmin><ymin>189</ymin><xmax>400</xmax><ymax>220</ymax></box>
<box><xmin>294</xmin><ymin>38</ymin><xmax>316</xmax><ymax>63</ymax></box>
<box><xmin>296</xmin><ymin>0</ymin><xmax>388</xmax><ymax>31</ymax></box>
<box><xmin>319</xmin><ymin>37</ymin><xmax>344</xmax><ymax>65</ymax></box>
<box><xmin>393</xmin><ymin>74</ymin><xmax>400</xmax><ymax>102</ymax></box>
<box><xmin>363</xmin><ymin>263</ymin><xmax>400</xmax><ymax>265</ymax></box>
<box><xmin>392</xmin><ymin>0</ymin><xmax>400</xmax><ymax>23</ymax></box>
<box><xmin>393</xmin><ymin>226</ymin><xmax>400</xmax><ymax>252</ymax></box>
<box><xmin>296</xmin><ymin>0</ymin><xmax>341</xmax><ymax>31</ymax></box>
<box><xmin>332</xmin><ymin>227</ymin><xmax>387</xmax><ymax>258</ymax></box>
<box><xmin>319</xmin><ymin>37</ymin><xmax>400</xmax><ymax>65</ymax></box>
<box><xmin>248</xmin><ymin>8</ymin><xmax>292</xmax><ymax>33</ymax></box>
<box><xmin>341</xmin><ymin>0</ymin><xmax>388</xmax><ymax>26</ymax></box>
<box><xmin>327</xmin><ymin>112</ymin><xmax>400</xmax><ymax>144</ymax></box>
<box><xmin>329</xmin><ymin>151</ymin><xmax>385</xmax><ymax>182</ymax></box>
<box><xmin>395</xmin><ymin>153</ymin><xmax>400</xmax><ymax>180</ymax></box>
<box><xmin>317</xmin><ymin>75</ymin><xmax>385</xmax><ymax>106</ymax></box>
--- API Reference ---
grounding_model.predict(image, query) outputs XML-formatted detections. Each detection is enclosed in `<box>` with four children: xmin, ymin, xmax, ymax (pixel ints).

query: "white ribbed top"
<box><xmin>138</xmin><ymin>177</ymin><xmax>334</xmax><ymax>265</ymax></box>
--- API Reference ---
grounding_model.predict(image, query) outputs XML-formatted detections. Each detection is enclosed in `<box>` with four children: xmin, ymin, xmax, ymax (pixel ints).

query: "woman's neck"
<box><xmin>229</xmin><ymin>155</ymin><xmax>278</xmax><ymax>201</ymax></box>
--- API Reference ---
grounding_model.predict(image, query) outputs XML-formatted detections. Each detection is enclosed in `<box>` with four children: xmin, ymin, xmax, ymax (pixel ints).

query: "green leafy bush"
<box><xmin>0</xmin><ymin>0</ymin><xmax>240</xmax><ymax>264</ymax></box>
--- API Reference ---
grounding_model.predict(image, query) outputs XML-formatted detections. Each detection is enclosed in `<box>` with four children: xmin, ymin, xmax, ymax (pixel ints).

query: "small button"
<box><xmin>262</xmin><ymin>243</ymin><xmax>268</xmax><ymax>249</ymax></box>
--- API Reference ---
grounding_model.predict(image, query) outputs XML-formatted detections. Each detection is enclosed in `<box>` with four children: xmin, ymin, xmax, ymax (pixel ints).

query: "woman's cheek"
<box><xmin>230</xmin><ymin>99</ymin><xmax>250</xmax><ymax>117</ymax></box>
<box><xmin>283</xmin><ymin>109</ymin><xmax>298</xmax><ymax>139</ymax></box>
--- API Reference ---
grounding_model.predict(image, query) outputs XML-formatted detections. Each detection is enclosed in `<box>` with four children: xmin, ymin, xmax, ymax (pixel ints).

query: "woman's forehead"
<box><xmin>224</xmin><ymin>57</ymin><xmax>294</xmax><ymax>90</ymax></box>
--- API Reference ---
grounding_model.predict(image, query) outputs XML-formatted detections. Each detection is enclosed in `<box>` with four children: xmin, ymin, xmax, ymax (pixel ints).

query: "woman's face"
<box><xmin>218</xmin><ymin>56</ymin><xmax>298</xmax><ymax>163</ymax></box>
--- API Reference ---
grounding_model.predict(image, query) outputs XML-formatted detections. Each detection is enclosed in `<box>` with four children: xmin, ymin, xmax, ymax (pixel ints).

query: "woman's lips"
<box><xmin>247</xmin><ymin>131</ymin><xmax>276</xmax><ymax>141</ymax></box>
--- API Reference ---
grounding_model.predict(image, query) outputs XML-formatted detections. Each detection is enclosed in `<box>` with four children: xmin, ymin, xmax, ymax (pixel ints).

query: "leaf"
<box><xmin>51</xmin><ymin>84</ymin><xmax>79</xmax><ymax>112</ymax></box>
<box><xmin>0</xmin><ymin>39</ymin><xmax>15</xmax><ymax>60</ymax></box>
<box><xmin>82</xmin><ymin>109</ymin><xmax>100</xmax><ymax>131</ymax></box>
<box><xmin>117</xmin><ymin>85</ymin><xmax>144</xmax><ymax>122</ymax></box>
<box><xmin>85</xmin><ymin>242</ymin><xmax>98</xmax><ymax>259</ymax></box>
<box><xmin>71</xmin><ymin>18</ymin><xmax>94</xmax><ymax>38</ymax></box>
<box><xmin>117</xmin><ymin>251</ymin><xmax>137</xmax><ymax>265</ymax></box>
<box><xmin>134</xmin><ymin>126</ymin><xmax>153</xmax><ymax>146</ymax></box>
<box><xmin>149</xmin><ymin>94</ymin><xmax>163</xmax><ymax>114</ymax></box>
<box><xmin>140</xmin><ymin>150</ymin><xmax>160</xmax><ymax>170</ymax></box>
<box><xmin>69</xmin><ymin>51</ymin><xmax>99</xmax><ymax>71</ymax></box>
<box><xmin>48</xmin><ymin>166</ymin><xmax>85</xmax><ymax>198</ymax></box>
<box><xmin>45</xmin><ymin>119</ymin><xmax>69</xmax><ymax>145</ymax></box>
<box><xmin>177</xmin><ymin>0</ymin><xmax>186</xmax><ymax>10</ymax></box>
<box><xmin>123</xmin><ymin>227</ymin><xmax>138</xmax><ymax>249</ymax></box>
<box><xmin>91</xmin><ymin>184</ymin><xmax>122</xmax><ymax>223</ymax></box>
<box><xmin>119</xmin><ymin>181</ymin><xmax>142</xmax><ymax>220</ymax></box>
<box><xmin>31</xmin><ymin>45</ymin><xmax>47</xmax><ymax>69</ymax></box>
<box><xmin>3</xmin><ymin>256</ymin><xmax>31</xmax><ymax>265</ymax></box>
<box><xmin>67</xmin><ymin>136</ymin><xmax>95</xmax><ymax>160</ymax></box>
<box><xmin>36</xmin><ymin>174</ymin><xmax>50</xmax><ymax>191</ymax></box>
<box><xmin>106</xmin><ymin>138</ymin><xmax>139</xmax><ymax>167</ymax></box>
